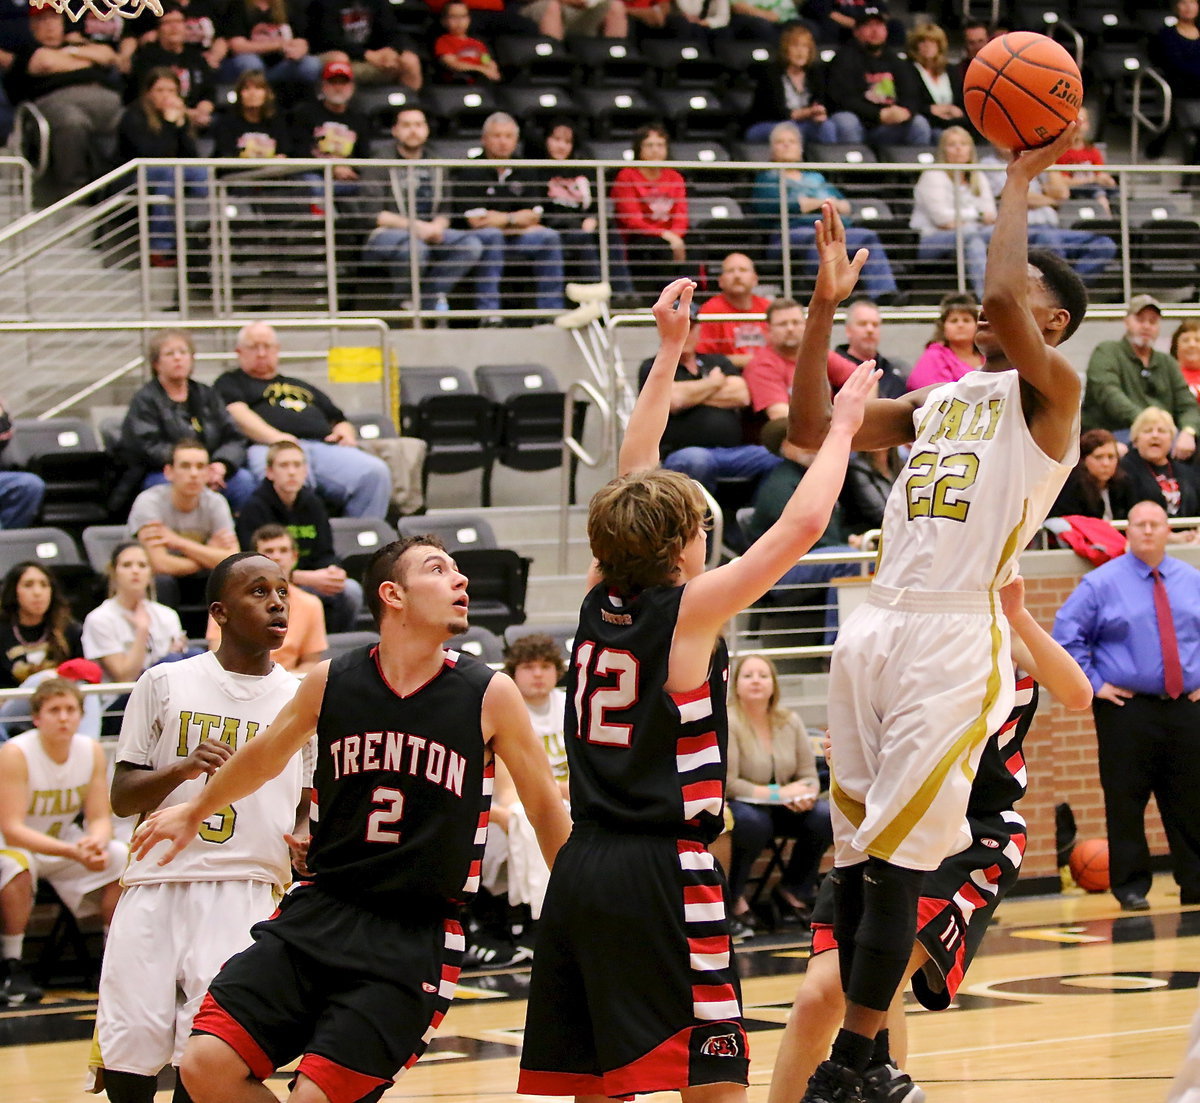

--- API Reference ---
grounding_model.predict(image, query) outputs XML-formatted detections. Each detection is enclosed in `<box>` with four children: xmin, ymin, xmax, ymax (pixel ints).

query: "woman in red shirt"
<box><xmin>611</xmin><ymin>123</ymin><xmax>689</xmax><ymax>297</ymax></box>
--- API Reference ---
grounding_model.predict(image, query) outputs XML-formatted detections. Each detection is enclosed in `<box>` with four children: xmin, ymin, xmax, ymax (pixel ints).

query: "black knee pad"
<box><xmin>830</xmin><ymin>864</ymin><xmax>865</xmax><ymax>993</ymax></box>
<box><xmin>855</xmin><ymin>858</ymin><xmax>924</xmax><ymax>954</ymax></box>
<box><xmin>844</xmin><ymin>859</ymin><xmax>925</xmax><ymax>1012</ymax></box>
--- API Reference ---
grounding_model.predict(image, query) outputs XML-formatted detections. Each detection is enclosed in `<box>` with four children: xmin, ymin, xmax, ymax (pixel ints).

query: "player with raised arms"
<box><xmin>785</xmin><ymin>121</ymin><xmax>1086</xmax><ymax>1103</ymax></box>
<box><xmin>517</xmin><ymin>277</ymin><xmax>880</xmax><ymax>1102</ymax></box>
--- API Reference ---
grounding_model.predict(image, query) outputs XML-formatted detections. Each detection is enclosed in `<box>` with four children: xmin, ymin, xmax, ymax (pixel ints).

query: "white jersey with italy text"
<box><xmin>3</xmin><ymin>731</ymin><xmax>97</xmax><ymax>842</ymax></box>
<box><xmin>117</xmin><ymin>652</ymin><xmax>309</xmax><ymax>890</ymax></box>
<box><xmin>874</xmin><ymin>369</ymin><xmax>1077</xmax><ymax>593</ymax></box>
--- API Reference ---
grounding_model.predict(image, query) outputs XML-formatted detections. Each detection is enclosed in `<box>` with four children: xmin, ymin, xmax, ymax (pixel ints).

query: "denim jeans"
<box><xmin>0</xmin><ymin>471</ymin><xmax>44</xmax><ymax>529</ymax></box>
<box><xmin>1028</xmin><ymin>225</ymin><xmax>1117</xmax><ymax>284</ymax></box>
<box><xmin>745</xmin><ymin>117</ymin><xmax>839</xmax><ymax>144</ymax></box>
<box><xmin>470</xmin><ymin>225</ymin><xmax>565</xmax><ymax>311</ymax></box>
<box><xmin>829</xmin><ymin>110</ymin><xmax>933</xmax><ymax>146</ymax></box>
<box><xmin>727</xmin><ymin>798</ymin><xmax>834</xmax><ymax>903</ymax></box>
<box><xmin>768</xmin><ymin>224</ymin><xmax>898</xmax><ymax>298</ymax></box>
<box><xmin>916</xmin><ymin>226</ymin><xmax>993</xmax><ymax>298</ymax></box>
<box><xmin>363</xmin><ymin>225</ymin><xmax>484</xmax><ymax>308</ymax></box>
<box><xmin>144</xmin><ymin>164</ymin><xmax>210</xmax><ymax>254</ymax></box>
<box><xmin>300</xmin><ymin>578</ymin><xmax>364</xmax><ymax>633</ymax></box>
<box><xmin>219</xmin><ymin>52</ymin><xmax>322</xmax><ymax>85</ymax></box>
<box><xmin>662</xmin><ymin>444</ymin><xmax>783</xmax><ymax>493</ymax></box>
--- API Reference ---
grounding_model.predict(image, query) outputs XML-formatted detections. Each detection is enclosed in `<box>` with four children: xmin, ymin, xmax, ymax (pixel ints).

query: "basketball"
<box><xmin>963</xmin><ymin>32</ymin><xmax>1083</xmax><ymax>151</ymax></box>
<box><xmin>1069</xmin><ymin>838</ymin><xmax>1110</xmax><ymax>893</ymax></box>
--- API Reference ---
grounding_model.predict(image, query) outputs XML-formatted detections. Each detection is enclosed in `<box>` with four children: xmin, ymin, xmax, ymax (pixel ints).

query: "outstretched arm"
<box><xmin>786</xmin><ymin>202</ymin><xmax>924</xmax><ymax>453</ymax></box>
<box><xmin>129</xmin><ymin>664</ymin><xmax>328</xmax><ymax>866</ymax></box>
<box><xmin>674</xmin><ymin>358</ymin><xmax>880</xmax><ymax>662</ymax></box>
<box><xmin>982</xmin><ymin>123</ymin><xmax>1082</xmax><ymax>462</ymax></box>
<box><xmin>1000</xmin><ymin>577</ymin><xmax>1091</xmax><ymax>710</ymax></box>
<box><xmin>618</xmin><ymin>278</ymin><xmax>696</xmax><ymax>476</ymax></box>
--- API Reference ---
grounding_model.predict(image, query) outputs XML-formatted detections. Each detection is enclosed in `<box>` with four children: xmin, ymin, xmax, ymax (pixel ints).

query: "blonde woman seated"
<box><xmin>910</xmin><ymin>125</ymin><xmax>995</xmax><ymax>298</ymax></box>
<box><xmin>726</xmin><ymin>653</ymin><xmax>832</xmax><ymax>933</ymax></box>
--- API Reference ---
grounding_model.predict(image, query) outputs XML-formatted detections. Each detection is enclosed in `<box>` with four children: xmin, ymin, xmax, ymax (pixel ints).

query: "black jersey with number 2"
<box><xmin>567</xmin><ymin>583</ymin><xmax>729</xmax><ymax>843</ymax></box>
<box><xmin>309</xmin><ymin>645</ymin><xmax>496</xmax><ymax>911</ymax></box>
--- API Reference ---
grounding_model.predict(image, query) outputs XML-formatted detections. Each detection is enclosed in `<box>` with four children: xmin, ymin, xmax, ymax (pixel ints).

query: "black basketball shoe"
<box><xmin>862</xmin><ymin>1062</ymin><xmax>925</xmax><ymax>1103</ymax></box>
<box><xmin>800</xmin><ymin>1059</ymin><xmax>864</xmax><ymax>1103</ymax></box>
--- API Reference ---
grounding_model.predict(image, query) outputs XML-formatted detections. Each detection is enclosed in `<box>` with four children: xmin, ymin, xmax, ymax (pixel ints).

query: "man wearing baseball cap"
<box><xmin>1083</xmin><ymin>294</ymin><xmax>1200</xmax><ymax>455</ymax></box>
<box><xmin>824</xmin><ymin>3</ymin><xmax>932</xmax><ymax>146</ymax></box>
<box><xmin>290</xmin><ymin>60</ymin><xmax>369</xmax><ymax>200</ymax></box>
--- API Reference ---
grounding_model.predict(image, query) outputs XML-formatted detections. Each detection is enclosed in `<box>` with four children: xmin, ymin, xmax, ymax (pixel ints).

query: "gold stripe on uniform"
<box><xmin>865</xmin><ymin>591</ymin><xmax>1006</xmax><ymax>861</ymax></box>
<box><xmin>830</xmin><ymin>769</ymin><xmax>866</xmax><ymax>830</ymax></box>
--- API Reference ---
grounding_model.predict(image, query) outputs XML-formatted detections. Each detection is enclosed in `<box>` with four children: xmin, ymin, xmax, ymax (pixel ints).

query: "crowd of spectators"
<box><xmin>0</xmin><ymin>0</ymin><xmax>1161</xmax><ymax>315</ymax></box>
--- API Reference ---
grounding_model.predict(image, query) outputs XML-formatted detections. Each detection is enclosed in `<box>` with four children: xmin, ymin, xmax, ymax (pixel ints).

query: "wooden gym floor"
<box><xmin>3</xmin><ymin>877</ymin><xmax>1196</xmax><ymax>1103</ymax></box>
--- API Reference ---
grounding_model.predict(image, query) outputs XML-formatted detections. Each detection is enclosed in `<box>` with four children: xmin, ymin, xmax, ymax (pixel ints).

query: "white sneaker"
<box><xmin>565</xmin><ymin>281</ymin><xmax>612</xmax><ymax>304</ymax></box>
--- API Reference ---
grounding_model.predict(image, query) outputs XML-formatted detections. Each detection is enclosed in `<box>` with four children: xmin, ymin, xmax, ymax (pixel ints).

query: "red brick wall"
<box><xmin>1018</xmin><ymin>567</ymin><xmax>1166</xmax><ymax>880</ymax></box>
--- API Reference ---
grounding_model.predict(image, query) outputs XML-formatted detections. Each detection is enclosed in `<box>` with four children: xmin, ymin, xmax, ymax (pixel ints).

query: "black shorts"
<box><xmin>191</xmin><ymin>883</ymin><xmax>463</xmax><ymax>1103</ymax></box>
<box><xmin>810</xmin><ymin>811</ymin><xmax>1026</xmax><ymax>1009</ymax></box>
<box><xmin>518</xmin><ymin>825</ymin><xmax>749</xmax><ymax>1096</ymax></box>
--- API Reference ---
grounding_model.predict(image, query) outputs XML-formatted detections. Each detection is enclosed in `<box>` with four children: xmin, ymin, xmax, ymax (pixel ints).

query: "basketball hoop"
<box><xmin>31</xmin><ymin>0</ymin><xmax>162</xmax><ymax>21</ymax></box>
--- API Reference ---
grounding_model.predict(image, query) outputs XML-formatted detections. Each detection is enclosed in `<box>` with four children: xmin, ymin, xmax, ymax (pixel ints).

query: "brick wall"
<box><xmin>1015</xmin><ymin>549</ymin><xmax>1195</xmax><ymax>880</ymax></box>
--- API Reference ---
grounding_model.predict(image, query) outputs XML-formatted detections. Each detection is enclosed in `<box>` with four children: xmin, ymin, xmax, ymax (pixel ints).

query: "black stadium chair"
<box><xmin>474</xmin><ymin>362</ymin><xmax>585</xmax><ymax>503</ymax></box>
<box><xmin>453</xmin><ymin>547</ymin><xmax>530</xmax><ymax>634</ymax></box>
<box><xmin>424</xmin><ymin>85</ymin><xmax>500</xmax><ymax>137</ymax></box>
<box><xmin>397</xmin><ymin>511</ymin><xmax>498</xmax><ymax>552</ymax></box>
<box><xmin>353</xmin><ymin>86</ymin><xmax>424</xmax><ymax>134</ymax></box>
<box><xmin>347</xmin><ymin>411</ymin><xmax>398</xmax><ymax>443</ymax></box>
<box><xmin>447</xmin><ymin>624</ymin><xmax>505</xmax><ymax>662</ymax></box>
<box><xmin>398</xmin><ymin>367</ymin><xmax>497</xmax><ymax>505</ymax></box>
<box><xmin>496</xmin><ymin>86</ymin><xmax>579</xmax><ymax>137</ymax></box>
<box><xmin>81</xmin><ymin>524</ymin><xmax>128</xmax><ymax>574</ymax></box>
<box><xmin>569</xmin><ymin>37</ymin><xmax>648</xmax><ymax>87</ymax></box>
<box><xmin>575</xmin><ymin>87</ymin><xmax>658</xmax><ymax>139</ymax></box>
<box><xmin>0</xmin><ymin>527</ymin><xmax>98</xmax><ymax>620</ymax></box>
<box><xmin>639</xmin><ymin>39</ymin><xmax>727</xmax><ymax>89</ymax></box>
<box><xmin>329</xmin><ymin>517</ymin><xmax>398</xmax><ymax>581</ymax></box>
<box><xmin>7</xmin><ymin>417</ymin><xmax>113</xmax><ymax>531</ymax></box>
<box><xmin>493</xmin><ymin>34</ymin><xmax>578</xmax><ymax>86</ymax></box>
<box><xmin>649</xmin><ymin>88</ymin><xmax>732</xmax><ymax>141</ymax></box>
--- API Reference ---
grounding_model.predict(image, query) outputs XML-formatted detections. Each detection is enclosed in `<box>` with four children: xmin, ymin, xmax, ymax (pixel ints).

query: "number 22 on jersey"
<box><xmin>573</xmin><ymin>642</ymin><xmax>640</xmax><ymax>747</ymax></box>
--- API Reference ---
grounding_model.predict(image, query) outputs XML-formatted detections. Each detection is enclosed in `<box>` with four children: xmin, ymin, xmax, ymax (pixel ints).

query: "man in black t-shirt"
<box><xmin>290</xmin><ymin>59</ymin><xmax>368</xmax><ymax>209</ymax></box>
<box><xmin>5</xmin><ymin>6</ymin><xmax>122</xmax><ymax>198</ymax></box>
<box><xmin>637</xmin><ymin>300</ymin><xmax>782</xmax><ymax>493</ymax></box>
<box><xmin>308</xmin><ymin>0</ymin><xmax>422</xmax><ymax>90</ymax></box>
<box><xmin>213</xmin><ymin>321</ymin><xmax>392</xmax><ymax>518</ymax></box>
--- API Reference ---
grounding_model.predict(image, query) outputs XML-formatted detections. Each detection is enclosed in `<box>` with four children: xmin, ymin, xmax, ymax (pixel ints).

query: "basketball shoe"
<box><xmin>862</xmin><ymin>1062</ymin><xmax>925</xmax><ymax>1103</ymax></box>
<box><xmin>800</xmin><ymin>1059</ymin><xmax>863</xmax><ymax>1103</ymax></box>
<box><xmin>0</xmin><ymin>958</ymin><xmax>43</xmax><ymax>1005</ymax></box>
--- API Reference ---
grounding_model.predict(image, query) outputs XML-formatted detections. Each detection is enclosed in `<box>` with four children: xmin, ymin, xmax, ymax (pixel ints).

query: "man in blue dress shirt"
<box><xmin>1053</xmin><ymin>500</ymin><xmax>1200</xmax><ymax>911</ymax></box>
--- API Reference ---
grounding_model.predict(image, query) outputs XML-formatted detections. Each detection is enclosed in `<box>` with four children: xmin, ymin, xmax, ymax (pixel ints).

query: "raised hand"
<box><xmin>651</xmin><ymin>277</ymin><xmax>697</xmax><ymax>347</ymax></box>
<box><xmin>830</xmin><ymin>358</ymin><xmax>882</xmax><ymax>435</ymax></box>
<box><xmin>1007</xmin><ymin>121</ymin><xmax>1079</xmax><ymax>183</ymax></box>
<box><xmin>813</xmin><ymin>200</ymin><xmax>868</xmax><ymax>304</ymax></box>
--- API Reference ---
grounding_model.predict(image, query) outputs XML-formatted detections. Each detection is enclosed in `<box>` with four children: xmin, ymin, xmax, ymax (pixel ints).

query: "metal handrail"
<box><xmin>1132</xmin><ymin>66</ymin><xmax>1174</xmax><ymax>165</ymax></box>
<box><xmin>558</xmin><ymin>378</ymin><xmax>611</xmax><ymax>573</ymax></box>
<box><xmin>0</xmin><ymin>318</ymin><xmax>395</xmax><ymax>424</ymax></box>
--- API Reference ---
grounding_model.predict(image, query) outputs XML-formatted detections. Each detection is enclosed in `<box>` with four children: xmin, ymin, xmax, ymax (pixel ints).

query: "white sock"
<box><xmin>1</xmin><ymin>934</ymin><xmax>23</xmax><ymax>961</ymax></box>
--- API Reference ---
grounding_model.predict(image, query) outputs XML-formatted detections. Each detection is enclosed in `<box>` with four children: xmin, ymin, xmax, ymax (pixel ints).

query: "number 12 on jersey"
<box><xmin>573</xmin><ymin>642</ymin><xmax>640</xmax><ymax>747</ymax></box>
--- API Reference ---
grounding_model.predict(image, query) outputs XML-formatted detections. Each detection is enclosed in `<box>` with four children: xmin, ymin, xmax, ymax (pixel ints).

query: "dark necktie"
<box><xmin>1151</xmin><ymin>566</ymin><xmax>1185</xmax><ymax>699</ymax></box>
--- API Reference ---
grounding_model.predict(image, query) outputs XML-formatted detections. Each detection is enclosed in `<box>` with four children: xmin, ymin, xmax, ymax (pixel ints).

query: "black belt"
<box><xmin>1132</xmin><ymin>692</ymin><xmax>1189</xmax><ymax>701</ymax></box>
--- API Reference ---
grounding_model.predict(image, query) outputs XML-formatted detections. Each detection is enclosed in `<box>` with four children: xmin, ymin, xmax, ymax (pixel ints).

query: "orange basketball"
<box><xmin>963</xmin><ymin>32</ymin><xmax>1082</xmax><ymax>151</ymax></box>
<box><xmin>1069</xmin><ymin>838</ymin><xmax>1110</xmax><ymax>893</ymax></box>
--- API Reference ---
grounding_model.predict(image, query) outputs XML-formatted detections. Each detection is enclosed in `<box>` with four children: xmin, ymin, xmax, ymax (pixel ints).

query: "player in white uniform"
<box><xmin>91</xmin><ymin>552</ymin><xmax>311</xmax><ymax>1103</ymax></box>
<box><xmin>0</xmin><ymin>677</ymin><xmax>126</xmax><ymax>1004</ymax></box>
<box><xmin>785</xmin><ymin>124</ymin><xmax>1087</xmax><ymax>1103</ymax></box>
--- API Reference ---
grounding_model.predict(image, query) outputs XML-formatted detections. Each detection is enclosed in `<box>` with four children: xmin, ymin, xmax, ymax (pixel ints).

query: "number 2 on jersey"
<box><xmin>904</xmin><ymin>450</ymin><xmax>980</xmax><ymax>521</ymax></box>
<box><xmin>366</xmin><ymin>786</ymin><xmax>405</xmax><ymax>843</ymax></box>
<box><xmin>573</xmin><ymin>641</ymin><xmax>640</xmax><ymax>747</ymax></box>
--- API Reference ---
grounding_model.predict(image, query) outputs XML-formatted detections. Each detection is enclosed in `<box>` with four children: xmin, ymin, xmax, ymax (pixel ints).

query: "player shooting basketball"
<box><xmin>784</xmin><ymin>121</ymin><xmax>1086</xmax><ymax>1103</ymax></box>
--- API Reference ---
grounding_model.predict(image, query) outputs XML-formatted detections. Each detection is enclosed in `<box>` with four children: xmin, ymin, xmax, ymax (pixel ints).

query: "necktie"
<box><xmin>1151</xmin><ymin>566</ymin><xmax>1185</xmax><ymax>699</ymax></box>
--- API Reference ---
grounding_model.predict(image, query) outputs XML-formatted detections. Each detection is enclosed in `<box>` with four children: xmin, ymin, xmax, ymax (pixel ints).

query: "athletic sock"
<box><xmin>102</xmin><ymin>1070</ymin><xmax>158</xmax><ymax>1103</ymax></box>
<box><xmin>0</xmin><ymin>934</ymin><xmax>22</xmax><ymax>960</ymax></box>
<box><xmin>830</xmin><ymin>1027</ymin><xmax>875</xmax><ymax>1074</ymax></box>
<box><xmin>872</xmin><ymin>1028</ymin><xmax>891</xmax><ymax>1066</ymax></box>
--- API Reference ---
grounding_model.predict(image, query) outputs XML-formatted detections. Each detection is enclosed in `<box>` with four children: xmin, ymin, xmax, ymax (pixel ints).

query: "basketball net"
<box><xmin>31</xmin><ymin>0</ymin><xmax>162</xmax><ymax>21</ymax></box>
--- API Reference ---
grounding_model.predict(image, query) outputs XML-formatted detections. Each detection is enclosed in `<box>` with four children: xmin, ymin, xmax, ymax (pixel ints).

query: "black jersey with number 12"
<box><xmin>567</xmin><ymin>584</ymin><xmax>729</xmax><ymax>843</ymax></box>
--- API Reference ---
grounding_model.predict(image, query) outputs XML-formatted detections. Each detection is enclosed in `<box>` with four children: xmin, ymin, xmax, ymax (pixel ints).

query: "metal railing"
<box><xmin>0</xmin><ymin>155</ymin><xmax>1195</xmax><ymax>332</ymax></box>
